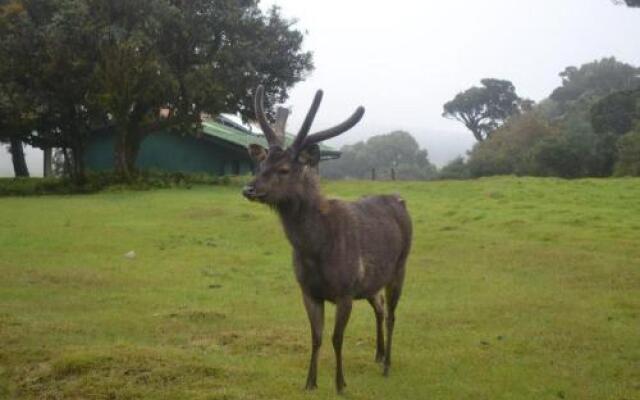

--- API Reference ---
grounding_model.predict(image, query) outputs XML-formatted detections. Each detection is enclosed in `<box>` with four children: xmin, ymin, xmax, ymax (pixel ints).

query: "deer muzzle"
<box><xmin>242</xmin><ymin>184</ymin><xmax>266</xmax><ymax>201</ymax></box>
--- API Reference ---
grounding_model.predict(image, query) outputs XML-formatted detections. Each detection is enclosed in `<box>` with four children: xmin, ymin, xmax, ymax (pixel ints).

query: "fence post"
<box><xmin>371</xmin><ymin>168</ymin><xmax>376</xmax><ymax>181</ymax></box>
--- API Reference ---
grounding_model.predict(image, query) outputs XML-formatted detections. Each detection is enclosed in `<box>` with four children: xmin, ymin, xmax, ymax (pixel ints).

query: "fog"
<box><xmin>2</xmin><ymin>0</ymin><xmax>639</xmax><ymax>176</ymax></box>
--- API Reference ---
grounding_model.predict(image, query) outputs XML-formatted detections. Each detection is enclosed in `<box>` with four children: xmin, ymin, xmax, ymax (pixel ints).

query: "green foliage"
<box><xmin>0</xmin><ymin>0</ymin><xmax>42</xmax><ymax>177</ymax></box>
<box><xmin>550</xmin><ymin>57</ymin><xmax>640</xmax><ymax>115</ymax></box>
<box><xmin>322</xmin><ymin>131</ymin><xmax>437</xmax><ymax>180</ymax></box>
<box><xmin>0</xmin><ymin>0</ymin><xmax>313</xmax><ymax>179</ymax></box>
<box><xmin>88</xmin><ymin>0</ymin><xmax>313</xmax><ymax>177</ymax></box>
<box><xmin>443</xmin><ymin>78</ymin><xmax>529</xmax><ymax>142</ymax></box>
<box><xmin>466</xmin><ymin>113</ymin><xmax>555</xmax><ymax>177</ymax></box>
<box><xmin>528</xmin><ymin>130</ymin><xmax>616</xmax><ymax>178</ymax></box>
<box><xmin>0</xmin><ymin>171</ymin><xmax>241</xmax><ymax>196</ymax></box>
<box><xmin>591</xmin><ymin>89</ymin><xmax>640</xmax><ymax>135</ymax></box>
<box><xmin>1</xmin><ymin>178</ymin><xmax>639</xmax><ymax>398</ymax></box>
<box><xmin>461</xmin><ymin>58</ymin><xmax>640</xmax><ymax>179</ymax></box>
<box><xmin>436</xmin><ymin>157</ymin><xmax>471</xmax><ymax>180</ymax></box>
<box><xmin>614</xmin><ymin>129</ymin><xmax>640</xmax><ymax>176</ymax></box>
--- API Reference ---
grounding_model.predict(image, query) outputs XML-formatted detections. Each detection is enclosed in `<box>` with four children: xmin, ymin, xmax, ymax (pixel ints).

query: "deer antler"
<box><xmin>254</xmin><ymin>85</ymin><xmax>365</xmax><ymax>153</ymax></box>
<box><xmin>290</xmin><ymin>89</ymin><xmax>323</xmax><ymax>151</ymax></box>
<box><xmin>297</xmin><ymin>106</ymin><xmax>365</xmax><ymax>150</ymax></box>
<box><xmin>254</xmin><ymin>85</ymin><xmax>281</xmax><ymax>147</ymax></box>
<box><xmin>291</xmin><ymin>91</ymin><xmax>365</xmax><ymax>155</ymax></box>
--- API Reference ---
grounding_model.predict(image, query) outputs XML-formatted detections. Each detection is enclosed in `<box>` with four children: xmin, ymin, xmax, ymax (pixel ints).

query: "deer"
<box><xmin>242</xmin><ymin>85</ymin><xmax>412</xmax><ymax>394</ymax></box>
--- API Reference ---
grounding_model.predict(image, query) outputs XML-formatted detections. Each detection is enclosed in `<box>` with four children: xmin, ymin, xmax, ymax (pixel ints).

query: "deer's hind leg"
<box><xmin>367</xmin><ymin>292</ymin><xmax>385</xmax><ymax>363</ymax></box>
<box><xmin>383</xmin><ymin>256</ymin><xmax>407</xmax><ymax>377</ymax></box>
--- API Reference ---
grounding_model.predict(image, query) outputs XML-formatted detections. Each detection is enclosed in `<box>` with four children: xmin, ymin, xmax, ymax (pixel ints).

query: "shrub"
<box><xmin>437</xmin><ymin>157</ymin><xmax>471</xmax><ymax>180</ymax></box>
<box><xmin>614</xmin><ymin>130</ymin><xmax>640</xmax><ymax>176</ymax></box>
<box><xmin>466</xmin><ymin>113</ymin><xmax>554</xmax><ymax>177</ymax></box>
<box><xmin>0</xmin><ymin>170</ymin><xmax>245</xmax><ymax>196</ymax></box>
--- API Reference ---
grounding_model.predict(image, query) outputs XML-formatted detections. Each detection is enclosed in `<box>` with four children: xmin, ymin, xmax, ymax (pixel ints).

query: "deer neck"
<box><xmin>275</xmin><ymin>184</ymin><xmax>328</xmax><ymax>255</ymax></box>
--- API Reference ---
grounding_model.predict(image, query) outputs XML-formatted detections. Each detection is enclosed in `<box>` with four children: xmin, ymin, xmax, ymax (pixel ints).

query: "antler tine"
<box><xmin>254</xmin><ymin>85</ymin><xmax>280</xmax><ymax>147</ymax></box>
<box><xmin>301</xmin><ymin>106</ymin><xmax>365</xmax><ymax>149</ymax></box>
<box><xmin>291</xmin><ymin>89</ymin><xmax>323</xmax><ymax>151</ymax></box>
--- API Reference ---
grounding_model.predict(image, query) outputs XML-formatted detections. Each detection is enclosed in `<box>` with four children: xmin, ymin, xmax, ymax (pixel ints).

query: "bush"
<box><xmin>0</xmin><ymin>170</ymin><xmax>245</xmax><ymax>196</ymax></box>
<box><xmin>528</xmin><ymin>130</ymin><xmax>617</xmax><ymax>178</ymax></box>
<box><xmin>437</xmin><ymin>157</ymin><xmax>471</xmax><ymax>180</ymax></box>
<box><xmin>466</xmin><ymin>113</ymin><xmax>554</xmax><ymax>177</ymax></box>
<box><xmin>614</xmin><ymin>130</ymin><xmax>640</xmax><ymax>176</ymax></box>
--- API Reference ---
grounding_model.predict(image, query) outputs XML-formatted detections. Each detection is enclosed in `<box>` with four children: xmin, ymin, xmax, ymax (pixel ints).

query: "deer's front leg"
<box><xmin>333</xmin><ymin>297</ymin><xmax>353</xmax><ymax>394</ymax></box>
<box><xmin>302</xmin><ymin>292</ymin><xmax>324</xmax><ymax>390</ymax></box>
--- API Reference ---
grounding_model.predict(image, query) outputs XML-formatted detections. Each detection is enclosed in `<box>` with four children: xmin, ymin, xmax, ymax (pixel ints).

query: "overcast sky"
<box><xmin>260</xmin><ymin>0</ymin><xmax>640</xmax><ymax>165</ymax></box>
<box><xmin>2</xmin><ymin>0</ymin><xmax>639</xmax><ymax>175</ymax></box>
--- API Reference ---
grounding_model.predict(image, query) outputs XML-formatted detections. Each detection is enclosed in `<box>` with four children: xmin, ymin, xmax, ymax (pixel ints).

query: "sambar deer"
<box><xmin>243</xmin><ymin>86</ymin><xmax>412</xmax><ymax>393</ymax></box>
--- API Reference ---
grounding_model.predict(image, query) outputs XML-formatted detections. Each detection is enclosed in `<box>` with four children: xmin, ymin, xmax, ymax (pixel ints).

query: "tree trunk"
<box><xmin>115</xmin><ymin>113</ymin><xmax>144</xmax><ymax>181</ymax></box>
<box><xmin>9</xmin><ymin>136</ymin><xmax>30</xmax><ymax>177</ymax></box>
<box><xmin>114</xmin><ymin>128</ymin><xmax>131</xmax><ymax>179</ymax></box>
<box><xmin>61</xmin><ymin>147</ymin><xmax>72</xmax><ymax>178</ymax></box>
<box><xmin>70</xmin><ymin>144</ymin><xmax>87</xmax><ymax>184</ymax></box>
<box><xmin>43</xmin><ymin>147</ymin><xmax>53</xmax><ymax>177</ymax></box>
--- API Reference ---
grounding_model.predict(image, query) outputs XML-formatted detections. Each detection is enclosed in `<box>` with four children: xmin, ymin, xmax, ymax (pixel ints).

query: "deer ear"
<box><xmin>297</xmin><ymin>144</ymin><xmax>320</xmax><ymax>167</ymax></box>
<box><xmin>248</xmin><ymin>144</ymin><xmax>267</xmax><ymax>163</ymax></box>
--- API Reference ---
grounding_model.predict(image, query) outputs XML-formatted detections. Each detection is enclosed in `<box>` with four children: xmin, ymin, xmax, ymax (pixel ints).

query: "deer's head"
<box><xmin>243</xmin><ymin>86</ymin><xmax>364</xmax><ymax>205</ymax></box>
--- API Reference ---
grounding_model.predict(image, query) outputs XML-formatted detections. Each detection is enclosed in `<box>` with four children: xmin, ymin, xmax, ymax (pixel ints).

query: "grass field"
<box><xmin>0</xmin><ymin>177</ymin><xmax>639</xmax><ymax>399</ymax></box>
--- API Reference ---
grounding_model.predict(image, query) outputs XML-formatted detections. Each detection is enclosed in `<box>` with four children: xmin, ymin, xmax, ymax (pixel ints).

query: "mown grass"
<box><xmin>0</xmin><ymin>177</ymin><xmax>638</xmax><ymax>399</ymax></box>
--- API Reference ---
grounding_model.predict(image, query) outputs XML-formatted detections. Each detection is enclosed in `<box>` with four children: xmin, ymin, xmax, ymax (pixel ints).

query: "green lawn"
<box><xmin>1</xmin><ymin>177</ymin><xmax>639</xmax><ymax>399</ymax></box>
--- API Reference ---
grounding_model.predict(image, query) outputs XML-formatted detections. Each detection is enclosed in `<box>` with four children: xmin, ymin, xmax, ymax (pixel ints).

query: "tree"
<box><xmin>614</xmin><ymin>130</ymin><xmax>640</xmax><ymax>176</ymax></box>
<box><xmin>437</xmin><ymin>157</ymin><xmax>470</xmax><ymax>180</ymax></box>
<box><xmin>1</xmin><ymin>0</ymin><xmax>313</xmax><ymax>180</ymax></box>
<box><xmin>0</xmin><ymin>0</ymin><xmax>109</xmax><ymax>182</ymax></box>
<box><xmin>90</xmin><ymin>0</ymin><xmax>313</xmax><ymax>178</ymax></box>
<box><xmin>443</xmin><ymin>78</ymin><xmax>529</xmax><ymax>142</ymax></box>
<box><xmin>466</xmin><ymin>112</ymin><xmax>555</xmax><ymax>177</ymax></box>
<box><xmin>550</xmin><ymin>58</ymin><xmax>640</xmax><ymax>114</ymax></box>
<box><xmin>591</xmin><ymin>90</ymin><xmax>640</xmax><ymax>135</ymax></box>
<box><xmin>2</xmin><ymin>1</ymin><xmax>42</xmax><ymax>179</ymax></box>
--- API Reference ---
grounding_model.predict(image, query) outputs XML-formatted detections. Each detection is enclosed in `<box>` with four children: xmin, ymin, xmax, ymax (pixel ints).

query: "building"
<box><xmin>84</xmin><ymin>116</ymin><xmax>341</xmax><ymax>175</ymax></box>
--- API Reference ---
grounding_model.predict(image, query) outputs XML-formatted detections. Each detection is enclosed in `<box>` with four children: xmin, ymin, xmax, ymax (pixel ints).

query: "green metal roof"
<box><xmin>200</xmin><ymin>120</ymin><xmax>340</xmax><ymax>156</ymax></box>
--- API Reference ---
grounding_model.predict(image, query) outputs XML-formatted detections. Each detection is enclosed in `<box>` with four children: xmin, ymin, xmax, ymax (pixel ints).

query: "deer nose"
<box><xmin>242</xmin><ymin>184</ymin><xmax>257</xmax><ymax>199</ymax></box>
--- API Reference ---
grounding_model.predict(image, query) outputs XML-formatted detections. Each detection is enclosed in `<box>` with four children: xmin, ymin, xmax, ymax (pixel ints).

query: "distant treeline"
<box><xmin>325</xmin><ymin>57</ymin><xmax>640</xmax><ymax>181</ymax></box>
<box><xmin>321</xmin><ymin>131</ymin><xmax>437</xmax><ymax>181</ymax></box>
<box><xmin>441</xmin><ymin>57</ymin><xmax>640</xmax><ymax>179</ymax></box>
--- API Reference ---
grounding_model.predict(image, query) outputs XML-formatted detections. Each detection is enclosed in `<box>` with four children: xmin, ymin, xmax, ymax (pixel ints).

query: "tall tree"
<box><xmin>0</xmin><ymin>0</ymin><xmax>37</xmax><ymax>177</ymax></box>
<box><xmin>1</xmin><ymin>0</ymin><xmax>313</xmax><ymax>180</ymax></box>
<box><xmin>91</xmin><ymin>0</ymin><xmax>313</xmax><ymax>178</ymax></box>
<box><xmin>442</xmin><ymin>78</ymin><xmax>529</xmax><ymax>142</ymax></box>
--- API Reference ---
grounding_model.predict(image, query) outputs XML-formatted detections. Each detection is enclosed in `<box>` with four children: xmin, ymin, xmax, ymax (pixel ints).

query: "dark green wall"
<box><xmin>85</xmin><ymin>131</ymin><xmax>253</xmax><ymax>176</ymax></box>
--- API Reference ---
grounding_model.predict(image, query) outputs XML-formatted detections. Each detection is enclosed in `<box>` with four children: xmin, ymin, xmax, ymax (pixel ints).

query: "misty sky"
<box><xmin>2</xmin><ymin>0</ymin><xmax>639</xmax><ymax>175</ymax></box>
